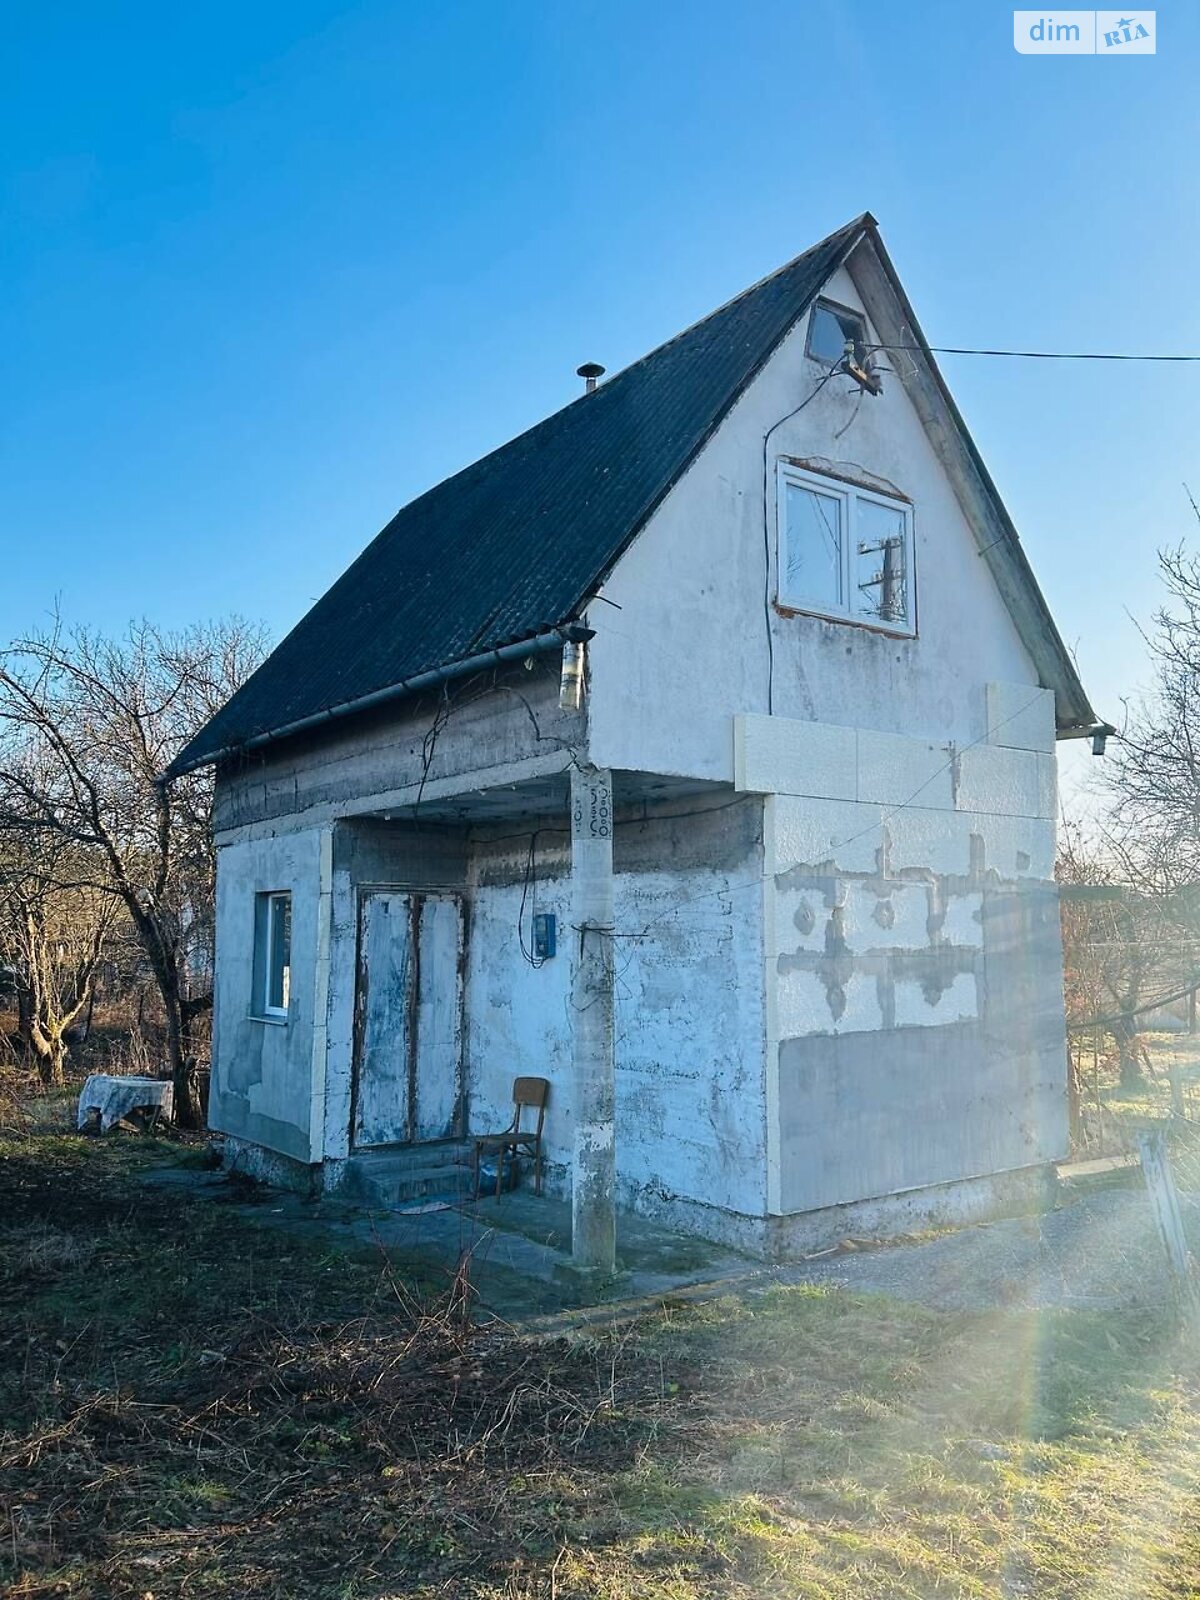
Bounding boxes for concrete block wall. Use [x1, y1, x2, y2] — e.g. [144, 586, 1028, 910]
[741, 689, 1068, 1217]
[213, 660, 579, 836]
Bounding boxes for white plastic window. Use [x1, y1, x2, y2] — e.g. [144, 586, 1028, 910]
[777, 463, 914, 634]
[254, 891, 292, 1017]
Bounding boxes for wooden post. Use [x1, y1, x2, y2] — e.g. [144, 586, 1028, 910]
[1169, 1059, 1186, 1119]
[1093, 1024, 1102, 1145]
[1138, 1127, 1200, 1319]
[1067, 1039, 1082, 1148]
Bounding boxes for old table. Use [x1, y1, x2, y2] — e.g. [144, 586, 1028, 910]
[77, 1074, 175, 1133]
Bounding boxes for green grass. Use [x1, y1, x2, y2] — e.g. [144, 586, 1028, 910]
[1095, 1031, 1200, 1122]
[4, 1078, 1200, 1597]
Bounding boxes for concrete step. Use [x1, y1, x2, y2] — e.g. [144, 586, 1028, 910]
[348, 1139, 471, 1174]
[339, 1142, 473, 1206]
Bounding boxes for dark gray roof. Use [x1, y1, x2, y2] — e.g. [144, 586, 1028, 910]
[172, 211, 1097, 778]
[169, 216, 868, 775]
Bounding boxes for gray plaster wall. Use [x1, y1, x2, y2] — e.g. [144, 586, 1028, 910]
[211, 816, 474, 1167]
[612, 796, 768, 1218]
[777, 894, 1065, 1214]
[210, 826, 329, 1163]
[464, 831, 574, 1168]
[463, 796, 768, 1220]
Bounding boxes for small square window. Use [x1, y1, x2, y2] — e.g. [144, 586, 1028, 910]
[777, 463, 914, 635]
[806, 299, 869, 369]
[253, 891, 291, 1018]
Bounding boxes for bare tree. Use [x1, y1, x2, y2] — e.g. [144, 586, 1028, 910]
[1106, 537, 1200, 894]
[1090, 529, 1200, 1084]
[1060, 812, 1200, 1093]
[0, 832, 114, 1085]
[0, 616, 267, 1125]
[1061, 828, 1154, 1091]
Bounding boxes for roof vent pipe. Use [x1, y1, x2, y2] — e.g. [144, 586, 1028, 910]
[576, 362, 605, 394]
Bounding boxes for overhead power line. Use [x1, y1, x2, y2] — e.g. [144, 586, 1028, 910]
[871, 344, 1200, 363]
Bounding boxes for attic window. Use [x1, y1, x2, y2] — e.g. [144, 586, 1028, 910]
[777, 462, 914, 635]
[806, 299, 869, 369]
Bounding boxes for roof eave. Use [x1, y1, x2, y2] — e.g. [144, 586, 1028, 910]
[163, 622, 593, 782]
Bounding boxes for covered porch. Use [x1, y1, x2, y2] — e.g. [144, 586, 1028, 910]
[318, 764, 756, 1271]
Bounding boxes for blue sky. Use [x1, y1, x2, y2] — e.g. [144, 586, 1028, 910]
[3, 2, 1196, 801]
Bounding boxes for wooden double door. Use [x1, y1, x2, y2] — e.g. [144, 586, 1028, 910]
[352, 889, 465, 1147]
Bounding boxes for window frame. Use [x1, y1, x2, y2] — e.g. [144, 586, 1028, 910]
[253, 889, 292, 1022]
[775, 460, 916, 638]
[805, 296, 869, 370]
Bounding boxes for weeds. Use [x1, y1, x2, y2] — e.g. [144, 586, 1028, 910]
[3, 1081, 1200, 1597]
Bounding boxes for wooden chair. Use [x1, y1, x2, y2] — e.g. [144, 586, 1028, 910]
[472, 1077, 550, 1200]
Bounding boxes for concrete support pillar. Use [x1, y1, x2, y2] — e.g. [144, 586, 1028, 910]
[570, 764, 617, 1273]
[308, 825, 334, 1164]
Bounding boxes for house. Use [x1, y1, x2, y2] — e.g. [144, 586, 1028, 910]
[171, 214, 1097, 1265]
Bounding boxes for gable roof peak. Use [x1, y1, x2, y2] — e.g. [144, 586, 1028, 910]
[168, 210, 1093, 778]
[170, 214, 869, 776]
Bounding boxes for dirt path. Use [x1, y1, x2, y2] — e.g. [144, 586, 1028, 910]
[791, 1181, 1172, 1312]
[149, 1157, 1177, 1331]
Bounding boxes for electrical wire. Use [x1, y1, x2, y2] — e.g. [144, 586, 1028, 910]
[517, 830, 547, 968]
[867, 343, 1200, 363]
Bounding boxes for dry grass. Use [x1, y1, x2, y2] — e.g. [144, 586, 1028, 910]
[1086, 1030, 1200, 1130]
[4, 1079, 1200, 1597]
